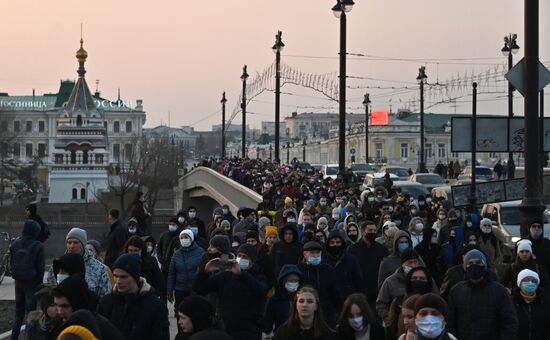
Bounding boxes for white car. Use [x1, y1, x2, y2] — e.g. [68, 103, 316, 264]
[360, 172, 399, 191]
[320, 164, 339, 180]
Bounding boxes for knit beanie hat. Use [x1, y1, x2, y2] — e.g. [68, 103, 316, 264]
[178, 295, 213, 332]
[517, 269, 540, 288]
[463, 249, 487, 269]
[303, 240, 323, 251]
[265, 226, 278, 239]
[52, 275, 91, 311]
[237, 243, 258, 262]
[284, 197, 293, 205]
[58, 325, 98, 340]
[258, 216, 271, 229]
[414, 293, 448, 319]
[246, 230, 259, 242]
[66, 228, 87, 247]
[517, 239, 532, 254]
[35, 284, 55, 312]
[180, 229, 194, 242]
[112, 253, 141, 283]
[86, 240, 102, 255]
[480, 218, 492, 226]
[209, 235, 230, 254]
[401, 249, 420, 264]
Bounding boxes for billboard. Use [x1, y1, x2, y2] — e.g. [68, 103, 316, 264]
[451, 116, 550, 152]
[371, 111, 389, 126]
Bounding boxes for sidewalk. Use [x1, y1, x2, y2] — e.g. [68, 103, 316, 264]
[0, 277, 178, 339]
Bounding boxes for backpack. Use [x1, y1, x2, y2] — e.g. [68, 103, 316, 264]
[11, 240, 39, 281]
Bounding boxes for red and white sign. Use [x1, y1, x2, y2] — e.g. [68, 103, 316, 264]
[371, 111, 389, 126]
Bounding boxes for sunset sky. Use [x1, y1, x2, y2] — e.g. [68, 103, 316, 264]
[0, 0, 548, 130]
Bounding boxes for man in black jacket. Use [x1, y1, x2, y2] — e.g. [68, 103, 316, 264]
[448, 249, 518, 340]
[298, 240, 341, 328]
[25, 203, 50, 242]
[347, 220, 388, 307]
[156, 217, 181, 285]
[104, 209, 127, 268]
[527, 219, 550, 279]
[195, 244, 269, 340]
[97, 253, 170, 340]
[269, 223, 303, 278]
[10, 220, 45, 340]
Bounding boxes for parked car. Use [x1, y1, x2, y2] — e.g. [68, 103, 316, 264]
[310, 164, 322, 171]
[379, 166, 411, 181]
[481, 200, 550, 261]
[392, 181, 430, 199]
[409, 173, 447, 191]
[350, 163, 375, 182]
[360, 172, 399, 191]
[292, 161, 312, 170]
[457, 166, 496, 182]
[320, 164, 339, 180]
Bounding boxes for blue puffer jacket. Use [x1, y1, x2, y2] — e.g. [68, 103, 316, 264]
[167, 242, 204, 294]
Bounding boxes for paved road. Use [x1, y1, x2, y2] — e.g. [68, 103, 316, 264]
[0, 276, 178, 338]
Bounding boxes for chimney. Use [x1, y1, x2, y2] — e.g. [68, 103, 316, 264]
[136, 99, 143, 111]
[292, 112, 297, 118]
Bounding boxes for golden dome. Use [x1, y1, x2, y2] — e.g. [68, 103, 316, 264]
[76, 38, 88, 63]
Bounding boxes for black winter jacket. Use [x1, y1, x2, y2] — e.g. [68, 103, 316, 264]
[194, 265, 269, 340]
[512, 288, 550, 340]
[97, 278, 169, 340]
[263, 265, 302, 334]
[270, 224, 303, 276]
[448, 276, 518, 340]
[104, 219, 127, 268]
[347, 239, 388, 304]
[10, 221, 45, 287]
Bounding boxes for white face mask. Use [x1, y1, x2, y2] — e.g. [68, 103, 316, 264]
[348, 316, 364, 331]
[482, 226, 492, 234]
[188, 211, 196, 219]
[57, 273, 68, 285]
[415, 223, 424, 232]
[178, 217, 185, 224]
[128, 227, 137, 234]
[416, 315, 445, 338]
[180, 238, 191, 248]
[237, 257, 250, 270]
[287, 218, 296, 223]
[169, 224, 178, 232]
[146, 245, 153, 253]
[285, 281, 299, 293]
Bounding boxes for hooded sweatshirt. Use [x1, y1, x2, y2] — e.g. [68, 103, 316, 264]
[10, 220, 45, 286]
[269, 223, 303, 277]
[378, 230, 412, 289]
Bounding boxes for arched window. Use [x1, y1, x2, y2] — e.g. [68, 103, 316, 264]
[82, 150, 89, 164]
[76, 115, 82, 127]
[80, 188, 86, 200]
[72, 188, 77, 200]
[114, 121, 120, 133]
[70, 151, 76, 164]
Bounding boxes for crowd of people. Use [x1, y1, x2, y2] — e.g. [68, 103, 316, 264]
[7, 157, 550, 340]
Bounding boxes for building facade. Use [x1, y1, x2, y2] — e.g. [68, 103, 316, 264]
[0, 41, 146, 202]
[284, 111, 366, 140]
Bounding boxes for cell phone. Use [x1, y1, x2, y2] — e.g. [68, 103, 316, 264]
[218, 254, 229, 270]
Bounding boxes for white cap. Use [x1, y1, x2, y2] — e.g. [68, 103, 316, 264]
[180, 229, 194, 242]
[517, 239, 532, 254]
[517, 269, 539, 288]
[480, 218, 492, 226]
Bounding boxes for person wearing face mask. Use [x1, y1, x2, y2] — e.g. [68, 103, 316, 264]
[270, 222, 303, 281]
[512, 269, 550, 339]
[157, 218, 182, 290]
[438, 209, 464, 248]
[167, 230, 204, 326]
[123, 236, 165, 300]
[431, 208, 448, 235]
[104, 209, 128, 269]
[448, 249, 518, 340]
[477, 218, 504, 273]
[414, 293, 457, 340]
[129, 191, 151, 235]
[415, 227, 447, 287]
[336, 293, 385, 340]
[360, 192, 379, 222]
[526, 219, 550, 279]
[196, 243, 269, 340]
[344, 222, 361, 245]
[377, 250, 438, 322]
[499, 239, 549, 292]
[219, 204, 236, 225]
[232, 208, 257, 236]
[53, 253, 86, 285]
[347, 221, 389, 308]
[298, 241, 341, 328]
[126, 217, 145, 237]
[188, 206, 207, 237]
[397, 294, 421, 340]
[378, 230, 415, 289]
[316, 216, 330, 237]
[325, 231, 365, 304]
[330, 207, 343, 230]
[263, 265, 304, 336]
[386, 267, 436, 339]
[408, 217, 425, 248]
[317, 196, 333, 217]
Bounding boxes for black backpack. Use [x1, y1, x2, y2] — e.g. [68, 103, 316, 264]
[10, 240, 39, 281]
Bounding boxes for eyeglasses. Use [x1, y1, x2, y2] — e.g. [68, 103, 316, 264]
[531, 224, 543, 229]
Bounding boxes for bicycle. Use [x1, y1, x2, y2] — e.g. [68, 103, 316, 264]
[0, 231, 14, 284]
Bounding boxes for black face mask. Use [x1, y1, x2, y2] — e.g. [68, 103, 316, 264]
[408, 280, 431, 295]
[465, 264, 486, 282]
[365, 233, 376, 242]
[327, 244, 345, 257]
[208, 252, 221, 260]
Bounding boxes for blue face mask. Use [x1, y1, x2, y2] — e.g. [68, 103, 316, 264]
[307, 256, 321, 266]
[398, 242, 409, 252]
[191, 227, 198, 236]
[128, 227, 137, 235]
[521, 282, 538, 295]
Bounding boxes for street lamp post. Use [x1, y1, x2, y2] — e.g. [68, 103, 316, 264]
[332, 0, 354, 173]
[416, 66, 427, 173]
[221, 92, 227, 159]
[470, 83, 478, 212]
[302, 138, 307, 162]
[273, 31, 285, 164]
[286, 141, 290, 164]
[241, 65, 249, 158]
[501, 33, 520, 178]
[269, 144, 273, 160]
[363, 93, 371, 163]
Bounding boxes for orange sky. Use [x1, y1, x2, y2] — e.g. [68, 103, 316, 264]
[0, 0, 548, 130]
